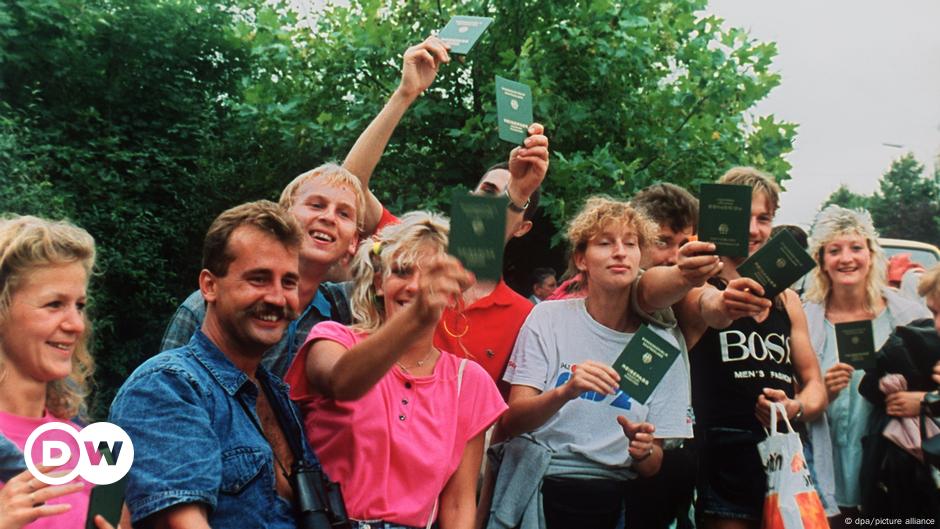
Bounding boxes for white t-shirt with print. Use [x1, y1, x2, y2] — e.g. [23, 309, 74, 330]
[504, 298, 693, 475]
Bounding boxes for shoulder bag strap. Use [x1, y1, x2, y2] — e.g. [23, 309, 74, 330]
[425, 358, 470, 529]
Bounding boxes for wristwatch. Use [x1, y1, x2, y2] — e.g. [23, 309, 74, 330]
[505, 186, 530, 213]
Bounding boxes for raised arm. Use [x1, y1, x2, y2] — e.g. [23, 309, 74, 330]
[504, 123, 549, 242]
[636, 241, 721, 312]
[305, 256, 473, 400]
[343, 37, 451, 235]
[150, 504, 211, 529]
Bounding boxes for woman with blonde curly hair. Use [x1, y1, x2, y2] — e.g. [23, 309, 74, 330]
[498, 196, 694, 528]
[284, 211, 506, 529]
[0, 214, 112, 529]
[802, 205, 929, 524]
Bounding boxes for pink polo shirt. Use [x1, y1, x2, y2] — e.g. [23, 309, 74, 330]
[285, 321, 506, 527]
[0, 410, 91, 529]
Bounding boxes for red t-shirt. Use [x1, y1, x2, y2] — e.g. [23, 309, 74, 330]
[374, 208, 399, 234]
[434, 281, 534, 396]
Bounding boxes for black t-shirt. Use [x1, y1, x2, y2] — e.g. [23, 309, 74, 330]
[690, 287, 796, 433]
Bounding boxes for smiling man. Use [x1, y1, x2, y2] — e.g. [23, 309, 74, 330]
[111, 201, 324, 528]
[159, 165, 365, 377]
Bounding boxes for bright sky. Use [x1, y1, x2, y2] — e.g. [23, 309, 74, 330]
[708, 0, 940, 227]
[293, 1, 940, 228]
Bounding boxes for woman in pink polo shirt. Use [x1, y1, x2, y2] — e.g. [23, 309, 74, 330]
[0, 215, 113, 529]
[286, 211, 507, 529]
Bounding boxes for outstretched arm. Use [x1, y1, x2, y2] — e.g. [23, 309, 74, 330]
[343, 37, 451, 235]
[636, 241, 721, 312]
[305, 256, 473, 400]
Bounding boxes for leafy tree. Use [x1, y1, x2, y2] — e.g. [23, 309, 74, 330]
[868, 154, 940, 244]
[239, 0, 798, 236]
[818, 154, 940, 245]
[0, 0, 264, 416]
[822, 184, 870, 211]
[1, 0, 797, 412]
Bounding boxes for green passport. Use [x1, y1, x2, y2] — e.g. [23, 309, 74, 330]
[698, 183, 752, 257]
[612, 325, 681, 405]
[495, 76, 533, 145]
[448, 192, 507, 281]
[736, 229, 816, 299]
[438, 15, 493, 55]
[835, 320, 876, 370]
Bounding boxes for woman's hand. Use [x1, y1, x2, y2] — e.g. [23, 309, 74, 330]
[413, 255, 474, 326]
[885, 391, 927, 418]
[676, 241, 722, 288]
[824, 363, 854, 402]
[933, 360, 940, 386]
[617, 416, 656, 461]
[397, 36, 450, 100]
[0, 467, 84, 529]
[560, 361, 620, 401]
[617, 417, 662, 477]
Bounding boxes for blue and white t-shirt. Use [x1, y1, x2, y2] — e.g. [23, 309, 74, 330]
[504, 298, 693, 478]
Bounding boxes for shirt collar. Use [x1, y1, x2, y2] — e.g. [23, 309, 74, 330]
[190, 330, 280, 397]
[469, 279, 517, 309]
[309, 288, 332, 319]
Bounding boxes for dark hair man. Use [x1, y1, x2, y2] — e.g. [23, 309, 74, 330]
[529, 267, 557, 304]
[112, 201, 326, 528]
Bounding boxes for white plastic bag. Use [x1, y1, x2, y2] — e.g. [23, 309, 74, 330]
[756, 402, 829, 529]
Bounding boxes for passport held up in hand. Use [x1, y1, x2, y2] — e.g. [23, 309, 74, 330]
[495, 76, 533, 145]
[448, 192, 507, 281]
[612, 325, 681, 405]
[835, 320, 876, 370]
[736, 229, 816, 299]
[438, 16, 493, 55]
[697, 183, 752, 258]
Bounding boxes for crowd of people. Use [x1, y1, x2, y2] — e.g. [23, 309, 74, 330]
[2, 36, 940, 529]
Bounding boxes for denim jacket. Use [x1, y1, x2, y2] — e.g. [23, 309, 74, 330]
[110, 331, 320, 527]
[0, 434, 25, 482]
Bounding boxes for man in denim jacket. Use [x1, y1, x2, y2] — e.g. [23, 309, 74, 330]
[111, 201, 319, 528]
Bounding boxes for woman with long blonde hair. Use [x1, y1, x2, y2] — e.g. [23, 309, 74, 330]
[0, 215, 112, 529]
[285, 211, 506, 529]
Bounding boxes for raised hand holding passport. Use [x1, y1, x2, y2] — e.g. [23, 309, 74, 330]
[720, 276, 772, 320]
[676, 240, 722, 287]
[507, 122, 549, 202]
[397, 36, 451, 100]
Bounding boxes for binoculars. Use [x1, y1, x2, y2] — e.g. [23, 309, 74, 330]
[292, 461, 351, 529]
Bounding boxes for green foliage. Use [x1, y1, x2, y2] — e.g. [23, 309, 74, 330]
[1, 0, 263, 417]
[819, 154, 940, 245]
[869, 154, 940, 244]
[822, 184, 870, 211]
[1, 0, 797, 414]
[239, 0, 797, 235]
